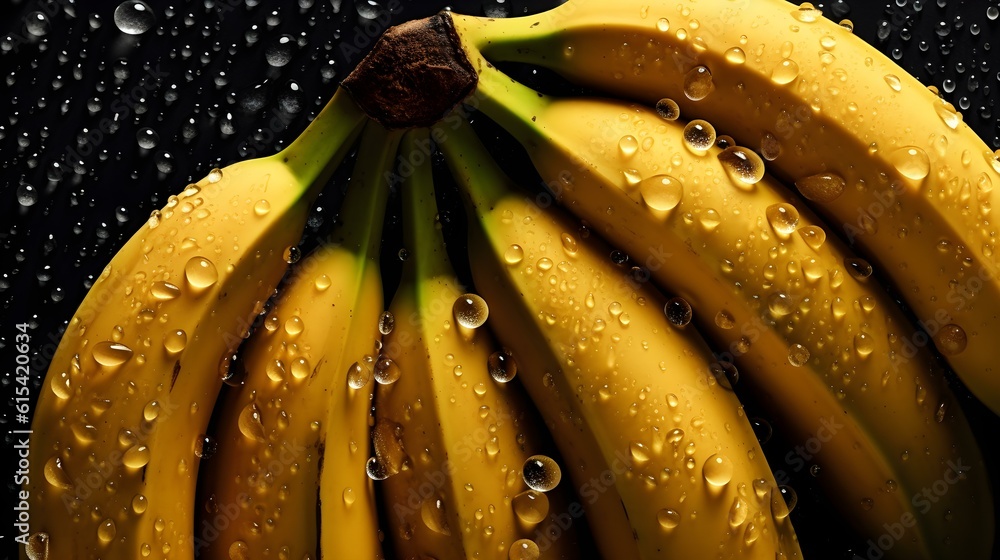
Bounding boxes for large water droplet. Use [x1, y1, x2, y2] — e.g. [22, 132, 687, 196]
[163, 329, 187, 354]
[509, 539, 541, 560]
[44, 457, 73, 489]
[683, 66, 715, 101]
[788, 344, 810, 367]
[421, 496, 452, 535]
[796, 173, 846, 203]
[512, 490, 549, 523]
[265, 35, 295, 67]
[378, 311, 395, 335]
[664, 297, 693, 327]
[889, 146, 930, 180]
[771, 59, 800, 84]
[703, 453, 734, 486]
[454, 294, 489, 328]
[114, 1, 155, 35]
[640, 175, 683, 211]
[718, 146, 765, 186]
[935, 324, 968, 355]
[656, 508, 681, 530]
[729, 496, 749, 527]
[151, 281, 181, 300]
[765, 203, 800, 239]
[655, 98, 680, 120]
[523, 455, 561, 492]
[93, 341, 134, 367]
[347, 361, 372, 389]
[238, 403, 265, 442]
[373, 355, 401, 385]
[97, 518, 116, 543]
[488, 349, 518, 383]
[123, 444, 151, 468]
[683, 120, 716, 153]
[184, 257, 218, 289]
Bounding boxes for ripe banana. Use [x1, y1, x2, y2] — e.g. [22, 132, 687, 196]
[24, 88, 365, 559]
[439, 117, 803, 560]
[448, 51, 993, 559]
[374, 130, 582, 559]
[194, 122, 399, 559]
[449, 0, 1000, 414]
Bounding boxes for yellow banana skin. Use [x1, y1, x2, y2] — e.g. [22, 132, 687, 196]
[23, 89, 365, 559]
[195, 122, 397, 559]
[454, 52, 993, 559]
[439, 118, 802, 560]
[450, 0, 1000, 414]
[375, 131, 582, 559]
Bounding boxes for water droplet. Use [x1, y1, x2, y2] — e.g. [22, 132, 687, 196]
[619, 135, 639, 158]
[796, 173, 846, 203]
[195, 435, 217, 459]
[283, 246, 302, 264]
[132, 494, 148, 514]
[765, 203, 800, 239]
[718, 146, 765, 186]
[861, 497, 874, 511]
[151, 281, 181, 300]
[44, 456, 73, 489]
[238, 403, 265, 442]
[374, 355, 401, 385]
[509, 538, 541, 560]
[771, 59, 800, 85]
[935, 324, 968, 355]
[884, 74, 902, 92]
[854, 332, 875, 357]
[725, 47, 746, 64]
[420, 496, 452, 535]
[760, 132, 782, 161]
[656, 508, 681, 530]
[889, 146, 930, 180]
[640, 175, 683, 211]
[163, 329, 187, 354]
[136, 128, 159, 149]
[265, 35, 295, 67]
[767, 292, 795, 317]
[379, 311, 395, 335]
[792, 3, 822, 22]
[93, 341, 134, 367]
[845, 258, 873, 280]
[454, 294, 489, 328]
[207, 168, 224, 183]
[683, 120, 716, 153]
[229, 541, 249, 560]
[788, 344, 810, 367]
[97, 518, 116, 543]
[123, 444, 151, 468]
[655, 98, 680, 120]
[347, 361, 372, 389]
[504, 244, 525, 264]
[114, 1, 155, 35]
[512, 490, 549, 523]
[366, 456, 391, 480]
[253, 200, 271, 216]
[143, 400, 161, 422]
[523, 455, 561, 492]
[25, 11, 51, 36]
[184, 257, 218, 289]
[715, 310, 736, 329]
[798, 226, 827, 250]
[729, 496, 749, 527]
[488, 349, 518, 383]
[656, 17, 670, 32]
[664, 297, 693, 327]
[16, 183, 39, 207]
[683, 66, 715, 101]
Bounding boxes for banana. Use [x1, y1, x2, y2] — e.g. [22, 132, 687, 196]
[444, 48, 994, 558]
[194, 122, 399, 559]
[374, 130, 582, 559]
[449, 0, 1000, 414]
[438, 117, 803, 560]
[23, 89, 365, 559]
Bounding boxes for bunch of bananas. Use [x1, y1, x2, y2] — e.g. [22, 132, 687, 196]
[23, 1, 999, 559]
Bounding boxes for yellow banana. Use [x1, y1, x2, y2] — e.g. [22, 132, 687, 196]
[23, 88, 365, 559]
[374, 130, 583, 559]
[446, 49, 993, 559]
[438, 117, 803, 560]
[450, 0, 1000, 414]
[194, 122, 399, 559]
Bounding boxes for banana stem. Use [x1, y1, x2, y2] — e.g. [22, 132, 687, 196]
[330, 122, 403, 258]
[401, 130, 453, 282]
[435, 118, 511, 216]
[450, 8, 562, 54]
[279, 87, 367, 198]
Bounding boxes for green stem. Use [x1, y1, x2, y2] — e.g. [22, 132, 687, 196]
[450, 8, 566, 55]
[401, 130, 453, 283]
[435, 117, 512, 216]
[278, 88, 367, 200]
[330, 122, 403, 258]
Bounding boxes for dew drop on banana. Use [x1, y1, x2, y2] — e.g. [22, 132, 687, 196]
[421, 497, 452, 535]
[283, 246, 301, 264]
[771, 59, 800, 85]
[143, 400, 161, 421]
[683, 66, 715, 100]
[664, 297, 693, 327]
[715, 310, 736, 329]
[724, 46, 746, 64]
[640, 175, 683, 211]
[284, 316, 304, 335]
[655, 98, 680, 120]
[44, 456, 73, 489]
[798, 226, 826, 251]
[366, 456, 391, 481]
[238, 403, 265, 442]
[343, 487, 356, 507]
[93, 341, 134, 367]
[123, 444, 151, 468]
[699, 208, 722, 231]
[25, 532, 49, 560]
[206, 168, 223, 182]
[796, 173, 846, 203]
[454, 293, 489, 328]
[523, 455, 561, 492]
[845, 258, 873, 279]
[512, 490, 549, 523]
[374, 355, 401, 385]
[195, 435, 217, 459]
[618, 135, 639, 158]
[253, 199, 270, 216]
[290, 357, 310, 379]
[889, 146, 930, 180]
[347, 361, 371, 389]
[656, 508, 681, 530]
[229, 540, 249, 560]
[132, 494, 148, 514]
[729, 496, 749, 527]
[505, 244, 525, 264]
[718, 146, 765, 186]
[883, 74, 902, 92]
[655, 17, 669, 32]
[703, 454, 734, 486]
[760, 131, 782, 161]
[765, 203, 800, 239]
[163, 329, 187, 354]
[150, 281, 181, 300]
[50, 372, 71, 399]
[768, 292, 794, 317]
[266, 359, 286, 382]
[379, 311, 395, 335]
[682, 119, 716, 153]
[788, 344, 810, 367]
[314, 274, 331, 291]
[184, 256, 218, 289]
[97, 518, 116, 543]
[935, 324, 968, 355]
[509, 538, 541, 560]
[488, 349, 518, 383]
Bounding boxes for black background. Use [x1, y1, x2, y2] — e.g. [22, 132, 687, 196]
[1, 0, 999, 558]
